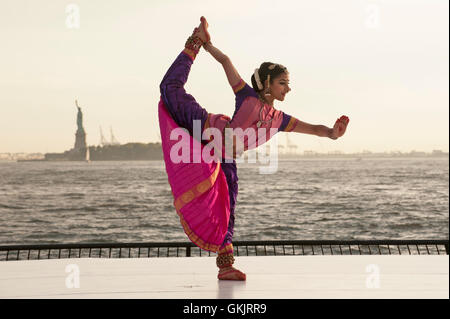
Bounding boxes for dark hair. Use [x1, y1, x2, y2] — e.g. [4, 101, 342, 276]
[250, 62, 289, 93]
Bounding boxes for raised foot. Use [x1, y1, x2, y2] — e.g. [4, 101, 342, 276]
[218, 266, 246, 281]
[195, 16, 211, 44]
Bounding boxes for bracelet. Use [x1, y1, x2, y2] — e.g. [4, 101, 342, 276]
[329, 129, 338, 140]
[185, 35, 203, 53]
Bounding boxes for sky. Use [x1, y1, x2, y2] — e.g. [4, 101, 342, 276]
[0, 0, 448, 154]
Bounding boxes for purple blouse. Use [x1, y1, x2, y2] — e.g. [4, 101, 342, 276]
[204, 79, 299, 158]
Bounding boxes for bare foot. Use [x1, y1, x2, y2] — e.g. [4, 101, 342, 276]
[195, 16, 211, 44]
[218, 266, 246, 281]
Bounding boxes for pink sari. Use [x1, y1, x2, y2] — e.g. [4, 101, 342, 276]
[158, 98, 230, 252]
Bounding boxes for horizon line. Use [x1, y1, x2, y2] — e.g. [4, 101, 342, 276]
[0, 149, 448, 155]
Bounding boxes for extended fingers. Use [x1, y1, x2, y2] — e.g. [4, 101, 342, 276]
[335, 116, 349, 127]
[339, 115, 349, 125]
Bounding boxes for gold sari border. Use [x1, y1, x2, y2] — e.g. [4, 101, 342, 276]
[173, 161, 223, 253]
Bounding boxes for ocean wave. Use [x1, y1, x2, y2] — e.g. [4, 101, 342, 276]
[390, 223, 425, 230]
[0, 203, 26, 210]
[62, 192, 85, 198]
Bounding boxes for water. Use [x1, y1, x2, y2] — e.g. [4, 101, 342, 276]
[0, 157, 448, 245]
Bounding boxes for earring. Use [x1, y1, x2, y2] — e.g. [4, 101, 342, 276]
[264, 75, 271, 96]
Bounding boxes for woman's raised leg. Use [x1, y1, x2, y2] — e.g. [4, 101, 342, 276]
[159, 17, 211, 134]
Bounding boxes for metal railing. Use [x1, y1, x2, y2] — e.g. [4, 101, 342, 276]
[0, 240, 448, 261]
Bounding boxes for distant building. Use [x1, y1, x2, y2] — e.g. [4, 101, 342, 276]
[328, 150, 344, 155]
[42, 100, 163, 161]
[409, 150, 426, 156]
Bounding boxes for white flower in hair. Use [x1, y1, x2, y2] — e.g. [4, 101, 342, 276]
[254, 68, 263, 90]
[268, 64, 287, 72]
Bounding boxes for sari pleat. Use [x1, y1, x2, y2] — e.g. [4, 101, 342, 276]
[158, 98, 230, 252]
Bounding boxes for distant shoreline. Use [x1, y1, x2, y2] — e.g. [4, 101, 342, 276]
[1, 153, 448, 163]
[1, 142, 448, 162]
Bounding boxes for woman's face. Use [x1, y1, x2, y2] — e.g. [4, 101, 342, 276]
[268, 72, 291, 102]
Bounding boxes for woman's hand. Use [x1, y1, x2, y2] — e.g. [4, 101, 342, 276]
[330, 115, 349, 139]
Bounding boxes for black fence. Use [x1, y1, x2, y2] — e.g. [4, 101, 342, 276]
[0, 240, 448, 261]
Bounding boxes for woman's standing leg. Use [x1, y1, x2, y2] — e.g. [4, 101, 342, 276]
[220, 161, 238, 247]
[216, 161, 246, 281]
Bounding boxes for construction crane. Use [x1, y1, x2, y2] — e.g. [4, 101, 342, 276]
[110, 126, 120, 145]
[286, 134, 298, 154]
[99, 126, 120, 146]
[99, 126, 109, 146]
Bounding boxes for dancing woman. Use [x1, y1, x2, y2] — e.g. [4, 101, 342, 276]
[158, 17, 349, 281]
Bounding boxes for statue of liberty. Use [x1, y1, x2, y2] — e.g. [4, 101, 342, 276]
[75, 99, 83, 131]
[73, 99, 87, 151]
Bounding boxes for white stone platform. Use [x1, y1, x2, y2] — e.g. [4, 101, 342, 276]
[0, 255, 448, 299]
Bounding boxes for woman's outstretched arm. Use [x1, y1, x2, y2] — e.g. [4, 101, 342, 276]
[204, 42, 242, 88]
[292, 120, 335, 139]
[291, 116, 349, 140]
